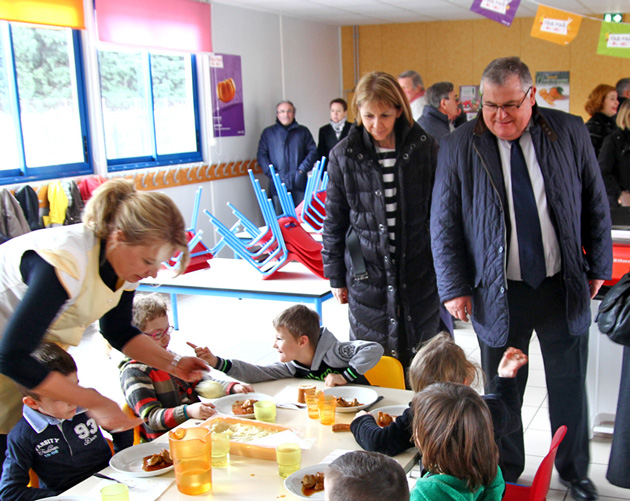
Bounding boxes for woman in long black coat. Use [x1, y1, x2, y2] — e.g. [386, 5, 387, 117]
[322, 72, 440, 369]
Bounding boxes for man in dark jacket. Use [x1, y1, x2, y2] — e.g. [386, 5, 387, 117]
[417, 81, 460, 143]
[256, 101, 317, 213]
[430, 57, 612, 500]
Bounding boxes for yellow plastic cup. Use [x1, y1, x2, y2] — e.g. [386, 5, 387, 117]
[168, 427, 212, 495]
[211, 431, 230, 467]
[100, 483, 129, 501]
[318, 394, 336, 425]
[253, 400, 276, 423]
[276, 443, 301, 478]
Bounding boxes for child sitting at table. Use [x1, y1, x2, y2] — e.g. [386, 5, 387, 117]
[410, 383, 505, 500]
[350, 332, 524, 479]
[119, 293, 252, 441]
[324, 450, 409, 501]
[189, 304, 384, 386]
[0, 342, 113, 501]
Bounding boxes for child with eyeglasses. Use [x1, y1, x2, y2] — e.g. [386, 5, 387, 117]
[119, 293, 253, 441]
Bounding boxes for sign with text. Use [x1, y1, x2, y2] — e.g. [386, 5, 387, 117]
[209, 53, 245, 137]
[470, 0, 520, 27]
[598, 22, 630, 58]
[530, 4, 581, 45]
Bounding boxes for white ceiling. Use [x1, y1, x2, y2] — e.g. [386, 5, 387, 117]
[210, 0, 630, 25]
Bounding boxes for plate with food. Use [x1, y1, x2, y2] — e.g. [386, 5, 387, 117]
[212, 393, 275, 418]
[284, 463, 327, 500]
[109, 442, 174, 477]
[322, 387, 379, 413]
[369, 404, 409, 427]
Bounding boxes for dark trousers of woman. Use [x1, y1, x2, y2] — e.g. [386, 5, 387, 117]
[607, 345, 630, 487]
[478, 275, 590, 484]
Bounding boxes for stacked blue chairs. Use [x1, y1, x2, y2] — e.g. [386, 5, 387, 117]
[298, 157, 328, 233]
[268, 165, 297, 218]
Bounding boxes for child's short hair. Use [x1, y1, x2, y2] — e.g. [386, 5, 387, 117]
[19, 342, 77, 399]
[412, 382, 498, 490]
[272, 305, 320, 345]
[325, 450, 409, 501]
[132, 293, 168, 332]
[407, 332, 481, 392]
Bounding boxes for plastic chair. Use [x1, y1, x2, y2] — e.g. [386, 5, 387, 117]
[364, 356, 406, 389]
[502, 425, 567, 501]
[122, 403, 143, 445]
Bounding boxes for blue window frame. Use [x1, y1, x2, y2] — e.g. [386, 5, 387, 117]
[97, 49, 202, 172]
[0, 22, 92, 185]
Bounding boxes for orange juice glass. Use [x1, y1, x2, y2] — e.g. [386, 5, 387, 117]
[318, 394, 336, 425]
[168, 427, 212, 495]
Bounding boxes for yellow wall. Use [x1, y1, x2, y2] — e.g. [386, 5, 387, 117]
[341, 15, 630, 122]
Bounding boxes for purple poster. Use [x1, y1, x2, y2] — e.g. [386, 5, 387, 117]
[209, 53, 245, 137]
[470, 0, 520, 27]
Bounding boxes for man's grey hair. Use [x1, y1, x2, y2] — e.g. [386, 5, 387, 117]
[276, 100, 295, 113]
[398, 70, 424, 90]
[426, 81, 454, 109]
[616, 78, 630, 97]
[480, 57, 532, 94]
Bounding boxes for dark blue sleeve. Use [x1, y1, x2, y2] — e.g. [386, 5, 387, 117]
[0, 252, 68, 388]
[484, 376, 521, 442]
[350, 408, 414, 457]
[98, 290, 142, 352]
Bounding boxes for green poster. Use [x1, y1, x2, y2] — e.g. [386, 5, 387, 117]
[597, 21, 630, 58]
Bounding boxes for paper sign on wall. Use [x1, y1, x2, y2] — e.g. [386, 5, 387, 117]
[470, 0, 520, 27]
[530, 5, 581, 45]
[597, 22, 630, 58]
[535, 71, 570, 113]
[209, 53, 245, 137]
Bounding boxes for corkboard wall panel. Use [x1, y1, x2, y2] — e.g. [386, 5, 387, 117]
[343, 15, 630, 122]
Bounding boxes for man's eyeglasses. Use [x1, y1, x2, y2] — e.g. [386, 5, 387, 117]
[144, 325, 174, 340]
[482, 86, 532, 113]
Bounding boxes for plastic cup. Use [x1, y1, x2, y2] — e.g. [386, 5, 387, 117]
[100, 483, 129, 501]
[253, 400, 276, 423]
[168, 427, 212, 495]
[211, 431, 230, 467]
[305, 393, 319, 420]
[276, 443, 301, 478]
[318, 394, 336, 425]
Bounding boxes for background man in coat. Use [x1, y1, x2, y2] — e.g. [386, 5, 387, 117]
[398, 70, 426, 121]
[257, 100, 317, 213]
[417, 81, 461, 143]
[430, 57, 612, 501]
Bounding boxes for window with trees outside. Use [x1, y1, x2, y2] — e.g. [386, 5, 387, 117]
[98, 48, 202, 171]
[0, 22, 91, 183]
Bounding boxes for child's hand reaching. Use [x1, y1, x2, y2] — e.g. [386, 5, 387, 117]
[498, 347, 528, 378]
[185, 402, 217, 420]
[232, 383, 255, 394]
[186, 341, 218, 368]
[324, 373, 348, 387]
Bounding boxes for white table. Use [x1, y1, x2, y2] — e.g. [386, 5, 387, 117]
[63, 379, 416, 500]
[138, 259, 334, 329]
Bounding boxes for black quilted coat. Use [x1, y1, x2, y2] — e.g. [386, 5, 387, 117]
[322, 117, 440, 367]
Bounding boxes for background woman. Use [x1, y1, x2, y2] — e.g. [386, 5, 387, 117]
[599, 99, 630, 207]
[0, 179, 207, 462]
[317, 98, 352, 162]
[322, 71, 440, 370]
[585, 83, 618, 157]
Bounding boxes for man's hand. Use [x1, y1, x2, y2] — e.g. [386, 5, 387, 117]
[589, 279, 604, 299]
[332, 287, 348, 304]
[324, 373, 347, 387]
[444, 296, 472, 322]
[186, 402, 217, 420]
[187, 341, 218, 368]
[497, 347, 528, 378]
[173, 356, 208, 382]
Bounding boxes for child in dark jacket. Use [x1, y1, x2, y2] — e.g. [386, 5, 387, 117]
[189, 304, 383, 387]
[0, 342, 112, 500]
[350, 332, 525, 478]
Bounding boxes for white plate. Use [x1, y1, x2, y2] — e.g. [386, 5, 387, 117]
[369, 404, 409, 424]
[323, 386, 379, 413]
[212, 393, 275, 418]
[109, 442, 174, 477]
[284, 463, 327, 500]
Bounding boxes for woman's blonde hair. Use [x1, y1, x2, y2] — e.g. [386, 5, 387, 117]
[585, 84, 616, 116]
[617, 99, 630, 130]
[83, 179, 189, 274]
[412, 383, 499, 490]
[351, 71, 414, 127]
[407, 332, 481, 392]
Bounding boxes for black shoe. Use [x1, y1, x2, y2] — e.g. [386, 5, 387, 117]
[560, 478, 598, 501]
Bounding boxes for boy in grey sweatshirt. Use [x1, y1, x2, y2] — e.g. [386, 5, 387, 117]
[188, 305, 383, 386]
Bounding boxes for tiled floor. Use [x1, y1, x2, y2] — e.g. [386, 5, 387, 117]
[70, 289, 630, 500]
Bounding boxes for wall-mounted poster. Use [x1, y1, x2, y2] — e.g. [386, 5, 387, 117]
[460, 85, 481, 121]
[535, 71, 570, 112]
[209, 53, 245, 137]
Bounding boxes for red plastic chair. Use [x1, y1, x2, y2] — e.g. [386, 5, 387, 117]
[502, 425, 567, 501]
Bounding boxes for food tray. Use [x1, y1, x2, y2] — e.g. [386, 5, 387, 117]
[201, 415, 295, 461]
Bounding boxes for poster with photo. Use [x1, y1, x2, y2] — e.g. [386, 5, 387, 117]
[209, 53, 245, 137]
[535, 71, 570, 112]
[460, 85, 481, 121]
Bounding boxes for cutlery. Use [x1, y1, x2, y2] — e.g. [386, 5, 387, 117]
[93, 472, 135, 488]
[363, 395, 384, 412]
